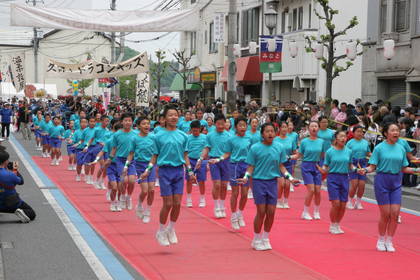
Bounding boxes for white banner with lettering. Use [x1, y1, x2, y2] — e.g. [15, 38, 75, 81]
[9, 53, 26, 92]
[46, 52, 149, 79]
[136, 73, 150, 107]
[213, 13, 225, 43]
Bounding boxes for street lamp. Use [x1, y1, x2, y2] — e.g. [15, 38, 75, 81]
[264, 6, 278, 106]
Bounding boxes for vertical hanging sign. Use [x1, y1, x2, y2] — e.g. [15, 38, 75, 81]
[213, 13, 225, 43]
[136, 73, 150, 107]
[9, 53, 26, 92]
[259, 35, 283, 73]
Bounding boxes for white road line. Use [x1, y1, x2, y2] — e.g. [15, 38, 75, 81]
[8, 138, 113, 280]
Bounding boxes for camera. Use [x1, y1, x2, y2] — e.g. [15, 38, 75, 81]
[7, 162, 14, 171]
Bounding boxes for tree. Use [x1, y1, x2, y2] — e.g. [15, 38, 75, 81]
[169, 50, 193, 107]
[119, 75, 136, 100]
[305, 0, 362, 101]
[150, 50, 171, 111]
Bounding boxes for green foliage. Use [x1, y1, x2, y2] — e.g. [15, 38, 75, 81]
[67, 79, 93, 95]
[119, 75, 136, 100]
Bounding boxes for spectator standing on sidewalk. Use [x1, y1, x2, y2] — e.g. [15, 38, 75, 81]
[0, 103, 13, 140]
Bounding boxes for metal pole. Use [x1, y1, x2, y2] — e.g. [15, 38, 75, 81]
[227, 0, 237, 113]
[32, 0, 39, 83]
[110, 0, 116, 98]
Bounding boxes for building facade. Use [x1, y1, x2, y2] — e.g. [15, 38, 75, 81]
[180, 0, 368, 106]
[362, 0, 420, 107]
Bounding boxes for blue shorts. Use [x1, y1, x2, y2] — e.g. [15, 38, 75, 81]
[327, 173, 350, 202]
[83, 144, 103, 164]
[41, 135, 49, 145]
[349, 158, 368, 181]
[252, 179, 278, 205]
[229, 161, 249, 187]
[186, 158, 207, 183]
[67, 145, 76, 155]
[115, 157, 136, 176]
[76, 149, 85, 166]
[280, 160, 293, 178]
[107, 162, 120, 183]
[135, 161, 156, 183]
[158, 165, 184, 196]
[35, 129, 42, 138]
[209, 158, 230, 181]
[301, 161, 322, 185]
[49, 138, 62, 148]
[374, 173, 402, 205]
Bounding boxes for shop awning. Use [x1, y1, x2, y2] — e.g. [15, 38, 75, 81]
[169, 72, 201, 91]
[220, 56, 263, 83]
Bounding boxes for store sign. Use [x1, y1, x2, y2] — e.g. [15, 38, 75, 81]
[9, 53, 26, 92]
[259, 35, 283, 73]
[201, 73, 216, 83]
[213, 13, 225, 43]
[136, 73, 150, 107]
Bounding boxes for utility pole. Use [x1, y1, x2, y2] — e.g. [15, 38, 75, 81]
[28, 0, 40, 83]
[110, 0, 117, 97]
[226, 0, 237, 113]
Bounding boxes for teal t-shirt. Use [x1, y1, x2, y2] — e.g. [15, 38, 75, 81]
[287, 131, 299, 147]
[74, 119, 81, 130]
[111, 129, 137, 158]
[246, 130, 262, 145]
[206, 130, 230, 157]
[317, 128, 335, 151]
[132, 133, 157, 162]
[324, 147, 352, 174]
[154, 128, 188, 167]
[186, 134, 207, 159]
[48, 125, 65, 138]
[225, 134, 251, 163]
[346, 138, 370, 159]
[369, 141, 409, 174]
[246, 141, 287, 180]
[39, 120, 52, 133]
[178, 121, 192, 133]
[33, 115, 43, 127]
[102, 133, 114, 154]
[70, 114, 80, 122]
[199, 119, 209, 129]
[208, 126, 216, 134]
[72, 129, 85, 149]
[64, 129, 75, 145]
[93, 126, 110, 145]
[299, 138, 326, 162]
[274, 136, 297, 156]
[81, 127, 96, 147]
[154, 126, 164, 134]
[397, 138, 413, 153]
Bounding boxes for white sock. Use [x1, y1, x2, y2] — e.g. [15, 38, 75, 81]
[284, 198, 288, 203]
[220, 200, 225, 209]
[314, 205, 320, 212]
[379, 235, 385, 242]
[159, 223, 166, 231]
[126, 194, 131, 200]
[187, 193, 192, 199]
[145, 204, 151, 211]
[231, 212, 237, 218]
[168, 221, 175, 230]
[386, 236, 392, 243]
[214, 200, 219, 208]
[262, 231, 269, 239]
[254, 232, 261, 240]
[303, 205, 309, 213]
[200, 194, 205, 200]
[238, 210, 242, 216]
[356, 197, 361, 203]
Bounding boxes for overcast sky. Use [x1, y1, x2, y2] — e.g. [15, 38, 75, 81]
[0, 0, 181, 60]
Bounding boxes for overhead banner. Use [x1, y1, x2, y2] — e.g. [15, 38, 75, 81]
[259, 35, 283, 73]
[9, 53, 26, 92]
[213, 13, 225, 43]
[136, 73, 150, 107]
[46, 52, 149, 79]
[10, 3, 199, 32]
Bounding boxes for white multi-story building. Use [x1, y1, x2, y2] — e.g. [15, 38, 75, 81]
[179, 0, 368, 105]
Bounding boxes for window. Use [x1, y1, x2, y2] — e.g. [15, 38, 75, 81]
[308, 4, 312, 28]
[236, 13, 240, 44]
[281, 11, 286, 33]
[394, 0, 410, 32]
[417, 0, 420, 34]
[204, 30, 207, 45]
[380, 0, 387, 33]
[191, 0, 196, 3]
[209, 22, 217, 53]
[292, 8, 298, 31]
[241, 7, 260, 47]
[298, 7, 303, 30]
[190, 32, 196, 56]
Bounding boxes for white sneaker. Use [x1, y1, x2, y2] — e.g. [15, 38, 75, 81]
[156, 230, 170, 246]
[313, 211, 321, 220]
[167, 228, 178, 244]
[329, 224, 339, 234]
[199, 197, 206, 208]
[346, 201, 354, 209]
[290, 185, 295, 192]
[126, 196, 133, 210]
[252, 239, 265, 251]
[55, 161, 59, 166]
[377, 239, 387, 252]
[106, 190, 111, 201]
[110, 201, 118, 212]
[276, 200, 284, 209]
[50, 160, 55, 166]
[397, 215, 402, 224]
[301, 212, 313, 220]
[116, 203, 122, 212]
[336, 225, 344, 234]
[231, 216, 240, 230]
[385, 241, 396, 252]
[186, 197, 193, 208]
[76, 175, 81, 182]
[247, 190, 253, 199]
[220, 208, 227, 218]
[59, 156, 63, 162]
[72, 165, 77, 171]
[238, 214, 246, 227]
[415, 185, 420, 190]
[355, 201, 364, 210]
[214, 207, 220, 218]
[100, 181, 107, 190]
[67, 166, 73, 171]
[94, 181, 101, 190]
[142, 209, 151, 223]
[262, 238, 272, 250]
[283, 201, 290, 209]
[136, 204, 144, 219]
[119, 196, 126, 209]
[227, 184, 232, 191]
[15, 209, 30, 223]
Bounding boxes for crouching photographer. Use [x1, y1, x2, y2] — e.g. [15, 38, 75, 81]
[0, 148, 36, 223]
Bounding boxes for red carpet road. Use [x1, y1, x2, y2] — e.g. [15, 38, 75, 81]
[34, 156, 420, 280]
